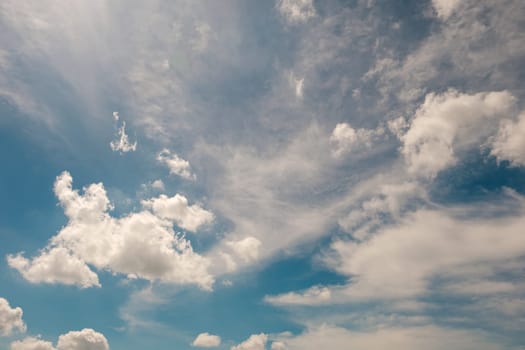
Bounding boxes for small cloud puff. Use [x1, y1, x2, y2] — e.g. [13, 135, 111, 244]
[192, 333, 221, 348]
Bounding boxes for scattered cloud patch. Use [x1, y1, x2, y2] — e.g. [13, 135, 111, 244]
[0, 297, 26, 336]
[277, 0, 316, 24]
[11, 329, 109, 350]
[192, 332, 221, 348]
[330, 123, 384, 157]
[231, 333, 267, 350]
[490, 111, 525, 166]
[110, 121, 137, 153]
[432, 0, 462, 19]
[226, 237, 262, 263]
[157, 149, 196, 180]
[265, 286, 331, 306]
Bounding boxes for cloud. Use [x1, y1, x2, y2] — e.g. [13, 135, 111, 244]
[10, 337, 55, 350]
[157, 149, 196, 180]
[56, 329, 109, 350]
[231, 333, 267, 350]
[11, 329, 109, 350]
[110, 121, 137, 153]
[265, 286, 331, 306]
[226, 237, 262, 263]
[275, 324, 505, 350]
[192, 332, 221, 347]
[142, 194, 214, 232]
[270, 341, 287, 350]
[432, 0, 462, 19]
[330, 123, 384, 157]
[288, 72, 304, 99]
[490, 111, 525, 166]
[0, 297, 26, 336]
[7, 171, 214, 290]
[400, 90, 516, 178]
[326, 205, 525, 300]
[277, 0, 316, 24]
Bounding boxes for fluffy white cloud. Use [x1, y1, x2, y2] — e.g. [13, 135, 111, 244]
[491, 111, 525, 166]
[192, 333, 221, 347]
[7, 247, 100, 288]
[10, 337, 55, 350]
[7, 171, 214, 290]
[401, 90, 516, 178]
[330, 123, 383, 157]
[56, 329, 109, 350]
[0, 297, 26, 336]
[157, 149, 196, 180]
[110, 121, 137, 153]
[277, 0, 316, 24]
[11, 329, 109, 350]
[276, 324, 504, 350]
[432, 0, 462, 19]
[142, 194, 214, 232]
[231, 334, 267, 350]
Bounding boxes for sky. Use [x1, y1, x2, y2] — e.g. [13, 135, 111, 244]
[1, 0, 525, 349]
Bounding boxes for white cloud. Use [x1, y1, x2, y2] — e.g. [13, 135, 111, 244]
[277, 0, 316, 24]
[231, 334, 267, 350]
[157, 149, 196, 180]
[490, 111, 525, 166]
[11, 329, 109, 350]
[265, 286, 331, 306]
[7, 171, 214, 290]
[112, 111, 119, 121]
[10, 337, 55, 350]
[192, 333, 221, 348]
[276, 324, 505, 350]
[270, 341, 287, 350]
[110, 121, 137, 153]
[432, 0, 462, 19]
[326, 205, 525, 300]
[401, 90, 516, 178]
[288, 72, 304, 99]
[330, 123, 384, 157]
[151, 179, 165, 190]
[7, 247, 101, 288]
[142, 194, 214, 232]
[0, 297, 26, 336]
[56, 329, 109, 350]
[226, 237, 262, 263]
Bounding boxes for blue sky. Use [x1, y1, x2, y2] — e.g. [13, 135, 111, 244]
[1, 0, 525, 349]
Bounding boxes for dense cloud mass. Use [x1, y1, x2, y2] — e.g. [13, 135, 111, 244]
[1, 0, 525, 349]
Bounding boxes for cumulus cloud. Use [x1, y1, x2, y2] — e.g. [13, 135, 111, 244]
[401, 90, 516, 178]
[7, 171, 214, 290]
[56, 329, 109, 350]
[0, 297, 26, 336]
[490, 111, 525, 166]
[157, 149, 196, 180]
[330, 123, 384, 157]
[10, 337, 55, 350]
[192, 332, 221, 347]
[110, 121, 137, 153]
[12, 329, 109, 350]
[277, 0, 316, 24]
[231, 333, 267, 350]
[142, 194, 214, 232]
